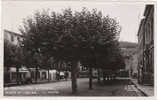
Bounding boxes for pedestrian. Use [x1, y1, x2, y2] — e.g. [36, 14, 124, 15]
[64, 71, 69, 81]
[56, 71, 60, 81]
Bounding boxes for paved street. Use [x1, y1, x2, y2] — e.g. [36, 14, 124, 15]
[4, 78, 145, 96]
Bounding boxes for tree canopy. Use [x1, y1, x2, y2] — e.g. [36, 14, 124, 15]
[20, 8, 121, 65]
[4, 39, 24, 69]
[20, 8, 124, 93]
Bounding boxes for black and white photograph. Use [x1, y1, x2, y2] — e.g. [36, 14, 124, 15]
[2, 1, 154, 97]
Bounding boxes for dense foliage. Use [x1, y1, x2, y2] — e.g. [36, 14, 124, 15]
[20, 8, 124, 93]
[4, 40, 23, 69]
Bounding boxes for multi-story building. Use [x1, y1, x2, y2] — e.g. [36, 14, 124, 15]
[4, 29, 26, 84]
[119, 41, 138, 77]
[137, 5, 154, 85]
[4, 30, 68, 85]
[4, 29, 24, 46]
[137, 19, 145, 84]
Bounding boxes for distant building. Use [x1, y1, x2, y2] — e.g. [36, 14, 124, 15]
[4, 29, 24, 46]
[4, 29, 25, 84]
[3, 29, 67, 85]
[79, 62, 98, 78]
[130, 53, 138, 78]
[137, 5, 154, 85]
[119, 41, 138, 77]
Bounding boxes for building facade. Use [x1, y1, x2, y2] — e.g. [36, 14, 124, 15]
[137, 5, 154, 85]
[4, 29, 24, 46]
[120, 42, 138, 77]
[4, 30, 25, 84]
[4, 29, 71, 86]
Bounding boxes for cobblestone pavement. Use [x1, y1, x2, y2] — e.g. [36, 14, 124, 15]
[4, 78, 145, 96]
[113, 85, 144, 96]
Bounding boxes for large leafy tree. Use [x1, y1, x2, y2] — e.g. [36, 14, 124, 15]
[80, 41, 124, 89]
[20, 8, 121, 93]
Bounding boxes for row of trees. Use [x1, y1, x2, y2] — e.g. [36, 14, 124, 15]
[4, 8, 125, 93]
[4, 39, 68, 84]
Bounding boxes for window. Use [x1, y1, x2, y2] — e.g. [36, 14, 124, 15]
[17, 37, 20, 41]
[149, 22, 151, 42]
[145, 23, 149, 44]
[11, 35, 14, 42]
[151, 17, 154, 42]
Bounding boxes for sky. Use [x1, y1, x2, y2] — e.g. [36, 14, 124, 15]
[2, 1, 146, 43]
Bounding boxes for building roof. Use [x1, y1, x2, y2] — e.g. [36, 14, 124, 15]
[4, 29, 24, 38]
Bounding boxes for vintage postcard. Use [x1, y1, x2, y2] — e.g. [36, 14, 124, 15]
[1, 0, 156, 99]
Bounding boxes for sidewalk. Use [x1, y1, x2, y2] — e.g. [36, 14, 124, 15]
[131, 78, 154, 96]
[4, 79, 69, 87]
[4, 78, 143, 96]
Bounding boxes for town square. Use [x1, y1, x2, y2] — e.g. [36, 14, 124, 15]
[3, 1, 154, 96]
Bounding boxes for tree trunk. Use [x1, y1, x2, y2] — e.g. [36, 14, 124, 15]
[97, 68, 101, 84]
[58, 70, 60, 81]
[89, 67, 93, 90]
[103, 71, 105, 82]
[58, 61, 61, 81]
[35, 66, 38, 83]
[71, 60, 79, 94]
[48, 68, 50, 82]
[16, 67, 20, 85]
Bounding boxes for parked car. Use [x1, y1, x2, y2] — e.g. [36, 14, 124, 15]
[60, 72, 65, 79]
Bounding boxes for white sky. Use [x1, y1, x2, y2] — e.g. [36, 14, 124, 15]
[2, 1, 146, 43]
